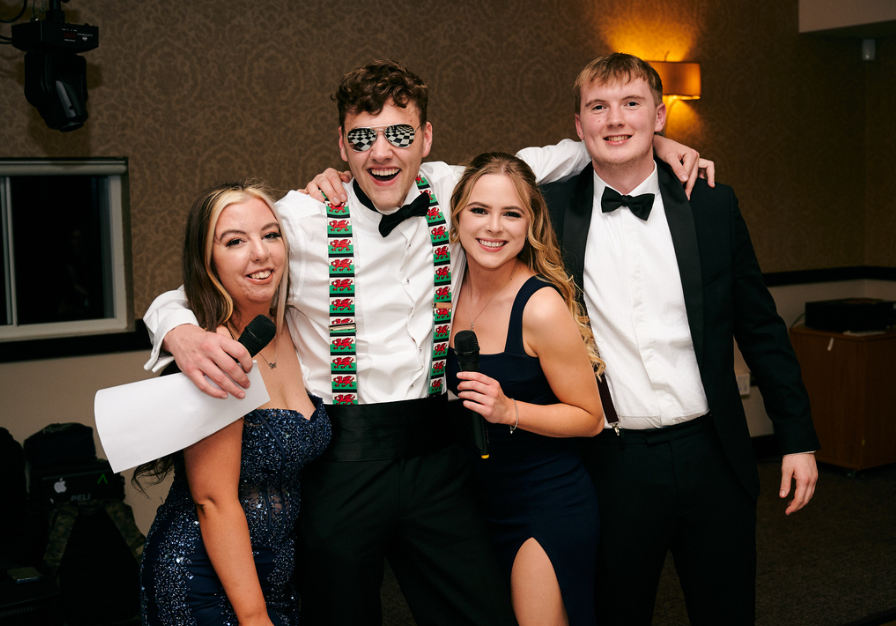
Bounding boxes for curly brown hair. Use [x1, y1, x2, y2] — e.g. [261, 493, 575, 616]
[333, 59, 428, 128]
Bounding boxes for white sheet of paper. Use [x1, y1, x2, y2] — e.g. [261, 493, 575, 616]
[95, 363, 270, 473]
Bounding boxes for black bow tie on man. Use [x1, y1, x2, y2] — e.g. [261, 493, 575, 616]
[600, 186, 655, 221]
[353, 181, 431, 237]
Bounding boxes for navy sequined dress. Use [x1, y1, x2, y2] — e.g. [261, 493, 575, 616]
[447, 277, 600, 626]
[141, 397, 331, 626]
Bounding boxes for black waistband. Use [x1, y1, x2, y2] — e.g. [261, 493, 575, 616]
[595, 412, 713, 445]
[321, 395, 458, 462]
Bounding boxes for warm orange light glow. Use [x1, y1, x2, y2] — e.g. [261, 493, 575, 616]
[662, 99, 702, 139]
[649, 61, 701, 99]
[601, 20, 695, 63]
[584, 8, 701, 137]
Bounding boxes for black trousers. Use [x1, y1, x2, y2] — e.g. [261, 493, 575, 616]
[297, 398, 516, 626]
[581, 415, 757, 626]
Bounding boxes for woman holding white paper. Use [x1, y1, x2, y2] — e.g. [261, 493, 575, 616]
[137, 182, 330, 626]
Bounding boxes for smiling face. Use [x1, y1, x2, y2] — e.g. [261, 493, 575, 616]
[575, 76, 666, 191]
[455, 173, 531, 272]
[338, 99, 433, 211]
[211, 197, 286, 317]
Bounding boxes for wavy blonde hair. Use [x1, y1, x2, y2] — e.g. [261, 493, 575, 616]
[449, 152, 604, 375]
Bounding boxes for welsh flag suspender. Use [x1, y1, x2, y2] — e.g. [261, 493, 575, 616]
[325, 175, 452, 405]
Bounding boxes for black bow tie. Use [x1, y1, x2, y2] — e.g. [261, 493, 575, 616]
[378, 193, 431, 237]
[600, 186, 655, 221]
[352, 181, 431, 237]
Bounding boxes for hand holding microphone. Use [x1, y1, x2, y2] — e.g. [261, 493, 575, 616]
[454, 330, 490, 460]
[162, 315, 277, 377]
[236, 315, 278, 359]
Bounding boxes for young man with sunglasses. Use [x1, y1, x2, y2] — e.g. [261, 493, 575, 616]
[143, 59, 708, 626]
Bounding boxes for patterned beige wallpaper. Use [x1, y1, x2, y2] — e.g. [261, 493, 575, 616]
[0, 0, 893, 316]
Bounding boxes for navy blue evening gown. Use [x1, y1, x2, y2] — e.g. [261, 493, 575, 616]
[141, 398, 330, 625]
[448, 276, 599, 626]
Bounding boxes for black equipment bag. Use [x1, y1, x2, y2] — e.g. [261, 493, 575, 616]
[0, 429, 39, 567]
[43, 500, 144, 626]
[19, 423, 144, 625]
[30, 458, 126, 508]
[23, 423, 95, 468]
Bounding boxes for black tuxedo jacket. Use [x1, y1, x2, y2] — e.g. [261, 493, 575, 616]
[542, 161, 819, 498]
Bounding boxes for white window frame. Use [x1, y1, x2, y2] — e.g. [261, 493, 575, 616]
[0, 158, 131, 342]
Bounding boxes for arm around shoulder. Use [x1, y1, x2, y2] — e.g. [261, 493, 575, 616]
[516, 139, 591, 184]
[143, 287, 252, 399]
[143, 286, 197, 371]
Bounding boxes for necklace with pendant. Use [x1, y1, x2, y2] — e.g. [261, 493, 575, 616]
[230, 320, 278, 369]
[258, 333, 278, 369]
[468, 262, 518, 331]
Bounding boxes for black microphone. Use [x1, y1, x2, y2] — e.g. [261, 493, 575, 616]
[455, 330, 489, 460]
[160, 315, 277, 376]
[238, 315, 277, 358]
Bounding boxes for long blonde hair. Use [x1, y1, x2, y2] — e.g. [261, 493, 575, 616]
[449, 152, 604, 375]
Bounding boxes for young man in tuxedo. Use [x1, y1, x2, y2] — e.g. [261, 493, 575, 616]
[542, 53, 820, 625]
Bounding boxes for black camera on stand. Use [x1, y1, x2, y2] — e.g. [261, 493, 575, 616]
[11, 0, 98, 132]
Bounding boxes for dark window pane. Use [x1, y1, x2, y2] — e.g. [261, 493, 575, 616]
[10, 175, 110, 325]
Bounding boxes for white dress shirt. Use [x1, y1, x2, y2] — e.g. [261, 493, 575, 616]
[144, 141, 590, 404]
[583, 165, 709, 429]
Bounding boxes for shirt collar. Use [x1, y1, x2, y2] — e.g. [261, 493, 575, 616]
[592, 162, 660, 201]
[351, 179, 422, 216]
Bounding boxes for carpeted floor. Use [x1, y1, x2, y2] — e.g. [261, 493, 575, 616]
[749, 459, 894, 626]
[379, 458, 896, 625]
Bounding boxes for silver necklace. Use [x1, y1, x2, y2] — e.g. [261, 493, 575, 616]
[468, 262, 518, 331]
[231, 321, 279, 369]
[258, 333, 278, 369]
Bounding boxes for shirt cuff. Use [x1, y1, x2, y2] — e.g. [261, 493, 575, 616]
[143, 309, 200, 373]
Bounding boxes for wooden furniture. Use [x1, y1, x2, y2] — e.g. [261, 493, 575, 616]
[790, 326, 896, 471]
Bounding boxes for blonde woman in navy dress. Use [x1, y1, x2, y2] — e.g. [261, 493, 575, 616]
[137, 183, 330, 625]
[446, 153, 604, 626]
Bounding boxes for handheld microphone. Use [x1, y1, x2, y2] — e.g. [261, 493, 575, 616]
[160, 315, 277, 376]
[455, 330, 489, 460]
[237, 315, 277, 358]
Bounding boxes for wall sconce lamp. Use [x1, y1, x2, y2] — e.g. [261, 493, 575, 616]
[649, 61, 701, 113]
